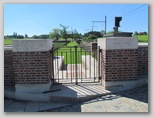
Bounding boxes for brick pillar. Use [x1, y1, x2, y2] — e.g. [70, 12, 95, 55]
[12, 39, 53, 93]
[4, 47, 15, 85]
[98, 37, 138, 89]
[138, 44, 148, 75]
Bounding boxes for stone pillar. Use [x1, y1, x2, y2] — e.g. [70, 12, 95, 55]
[12, 39, 53, 93]
[98, 37, 138, 89]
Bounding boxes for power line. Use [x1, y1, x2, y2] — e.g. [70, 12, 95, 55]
[92, 16, 107, 34]
[122, 4, 147, 16]
[107, 4, 147, 24]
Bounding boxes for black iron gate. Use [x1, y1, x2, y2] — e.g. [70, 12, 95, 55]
[51, 45, 102, 85]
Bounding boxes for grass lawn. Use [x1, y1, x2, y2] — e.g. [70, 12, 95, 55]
[53, 42, 67, 48]
[54, 41, 89, 64]
[4, 39, 13, 45]
[133, 35, 148, 43]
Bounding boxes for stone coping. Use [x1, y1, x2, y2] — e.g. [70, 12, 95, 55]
[4, 46, 12, 51]
[12, 39, 53, 52]
[98, 37, 138, 50]
[138, 43, 148, 47]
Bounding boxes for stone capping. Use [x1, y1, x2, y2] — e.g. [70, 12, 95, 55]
[98, 37, 138, 50]
[138, 43, 148, 47]
[4, 46, 12, 51]
[12, 39, 52, 52]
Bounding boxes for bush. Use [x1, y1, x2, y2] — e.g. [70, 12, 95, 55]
[88, 34, 97, 39]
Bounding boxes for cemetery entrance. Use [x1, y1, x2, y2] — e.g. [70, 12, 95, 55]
[51, 45, 102, 85]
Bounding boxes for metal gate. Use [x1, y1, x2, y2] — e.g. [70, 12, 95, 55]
[51, 45, 102, 85]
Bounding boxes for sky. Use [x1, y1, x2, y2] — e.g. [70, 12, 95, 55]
[4, 4, 148, 37]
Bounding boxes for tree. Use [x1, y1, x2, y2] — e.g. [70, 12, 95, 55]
[39, 34, 49, 39]
[49, 28, 61, 40]
[134, 31, 138, 35]
[84, 31, 103, 38]
[88, 34, 97, 39]
[60, 24, 69, 41]
[25, 34, 28, 38]
[73, 29, 79, 40]
[32, 35, 39, 39]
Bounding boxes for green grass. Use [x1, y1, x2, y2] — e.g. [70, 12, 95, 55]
[133, 35, 148, 43]
[4, 39, 13, 45]
[53, 42, 67, 48]
[54, 41, 89, 64]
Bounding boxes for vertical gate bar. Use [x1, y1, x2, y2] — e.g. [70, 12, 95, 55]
[81, 47, 82, 82]
[75, 46, 78, 85]
[57, 49, 59, 83]
[73, 51, 74, 80]
[94, 49, 95, 82]
[98, 46, 100, 82]
[85, 51, 86, 79]
[97, 47, 98, 79]
[61, 52, 63, 80]
[66, 52, 68, 79]
[51, 47, 55, 84]
[90, 49, 91, 79]
[71, 47, 72, 83]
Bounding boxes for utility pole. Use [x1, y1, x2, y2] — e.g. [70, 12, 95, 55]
[105, 15, 106, 34]
[92, 15, 107, 34]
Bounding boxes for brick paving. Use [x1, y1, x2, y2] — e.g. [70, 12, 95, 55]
[46, 85, 148, 112]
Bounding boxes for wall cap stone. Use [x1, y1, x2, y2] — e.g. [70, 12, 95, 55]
[138, 43, 148, 47]
[4, 46, 12, 51]
[12, 39, 53, 52]
[98, 37, 138, 50]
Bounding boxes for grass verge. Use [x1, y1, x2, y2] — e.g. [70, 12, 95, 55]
[54, 41, 89, 64]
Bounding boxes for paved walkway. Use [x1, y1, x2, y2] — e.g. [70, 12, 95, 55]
[4, 85, 148, 112]
[47, 85, 148, 112]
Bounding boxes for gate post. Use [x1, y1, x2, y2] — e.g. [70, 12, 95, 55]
[98, 37, 138, 90]
[74, 46, 78, 85]
[12, 39, 53, 93]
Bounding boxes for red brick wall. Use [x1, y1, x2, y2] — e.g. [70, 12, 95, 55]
[13, 51, 52, 84]
[101, 49, 138, 82]
[138, 47, 148, 75]
[4, 49, 15, 85]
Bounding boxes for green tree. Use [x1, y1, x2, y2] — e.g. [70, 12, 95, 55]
[25, 34, 28, 38]
[39, 34, 49, 39]
[134, 31, 138, 35]
[73, 29, 79, 40]
[60, 24, 69, 41]
[88, 34, 97, 39]
[49, 28, 61, 40]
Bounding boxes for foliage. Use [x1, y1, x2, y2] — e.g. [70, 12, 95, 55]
[32, 34, 49, 39]
[49, 28, 61, 40]
[25, 34, 28, 38]
[4, 33, 24, 39]
[60, 24, 69, 41]
[84, 31, 103, 38]
[134, 31, 138, 35]
[88, 34, 97, 39]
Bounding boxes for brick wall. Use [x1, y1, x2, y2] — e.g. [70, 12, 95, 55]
[13, 51, 52, 84]
[101, 49, 138, 82]
[138, 46, 148, 75]
[4, 48, 15, 85]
